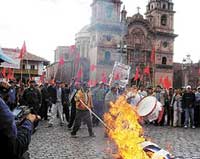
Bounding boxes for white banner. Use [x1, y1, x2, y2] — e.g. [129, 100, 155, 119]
[109, 61, 131, 87]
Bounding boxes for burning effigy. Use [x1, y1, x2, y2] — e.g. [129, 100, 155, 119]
[103, 91, 174, 159]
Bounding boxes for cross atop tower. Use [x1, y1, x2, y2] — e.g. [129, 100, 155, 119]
[137, 6, 141, 13]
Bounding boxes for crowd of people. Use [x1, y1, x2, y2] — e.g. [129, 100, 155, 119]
[1, 78, 200, 158]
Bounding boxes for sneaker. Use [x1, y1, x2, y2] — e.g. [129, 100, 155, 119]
[184, 125, 188, 129]
[192, 126, 196, 129]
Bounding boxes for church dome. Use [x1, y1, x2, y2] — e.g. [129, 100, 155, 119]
[79, 25, 90, 33]
[132, 13, 144, 20]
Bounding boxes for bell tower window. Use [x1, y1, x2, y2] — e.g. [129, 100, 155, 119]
[162, 57, 167, 65]
[161, 15, 167, 26]
[163, 4, 166, 9]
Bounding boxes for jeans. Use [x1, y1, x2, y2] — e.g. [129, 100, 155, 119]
[184, 107, 194, 127]
[49, 102, 64, 125]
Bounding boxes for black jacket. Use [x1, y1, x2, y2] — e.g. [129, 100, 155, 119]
[0, 97, 33, 159]
[47, 86, 57, 104]
[182, 92, 195, 108]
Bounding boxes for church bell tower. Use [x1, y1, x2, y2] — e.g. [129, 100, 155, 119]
[145, 0, 177, 87]
[89, 0, 124, 82]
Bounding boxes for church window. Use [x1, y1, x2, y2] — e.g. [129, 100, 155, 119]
[104, 51, 111, 63]
[162, 57, 167, 65]
[163, 4, 166, 9]
[161, 15, 167, 26]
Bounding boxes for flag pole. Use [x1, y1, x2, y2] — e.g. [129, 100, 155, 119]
[20, 60, 23, 82]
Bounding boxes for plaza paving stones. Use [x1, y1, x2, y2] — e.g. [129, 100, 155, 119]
[29, 120, 200, 159]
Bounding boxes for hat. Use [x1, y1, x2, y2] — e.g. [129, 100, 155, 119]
[186, 85, 191, 89]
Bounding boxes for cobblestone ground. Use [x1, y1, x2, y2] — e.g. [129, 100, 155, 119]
[29, 120, 200, 159]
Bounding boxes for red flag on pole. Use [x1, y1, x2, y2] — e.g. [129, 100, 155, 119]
[59, 56, 64, 65]
[18, 41, 27, 59]
[134, 67, 139, 81]
[144, 65, 150, 75]
[101, 71, 107, 83]
[163, 76, 171, 89]
[1, 68, 6, 78]
[150, 47, 155, 63]
[90, 64, 96, 72]
[7, 68, 12, 80]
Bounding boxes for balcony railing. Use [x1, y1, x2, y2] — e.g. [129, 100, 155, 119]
[14, 69, 38, 75]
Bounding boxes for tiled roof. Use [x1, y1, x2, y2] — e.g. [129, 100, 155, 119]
[2, 48, 49, 62]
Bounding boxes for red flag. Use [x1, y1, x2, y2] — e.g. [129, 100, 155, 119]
[90, 64, 96, 72]
[59, 56, 64, 65]
[101, 71, 107, 83]
[1, 68, 6, 78]
[76, 67, 83, 80]
[7, 68, 12, 80]
[163, 76, 171, 89]
[114, 72, 120, 80]
[151, 47, 155, 63]
[18, 41, 27, 59]
[144, 65, 150, 75]
[134, 67, 139, 81]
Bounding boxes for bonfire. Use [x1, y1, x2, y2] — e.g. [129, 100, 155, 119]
[104, 93, 170, 159]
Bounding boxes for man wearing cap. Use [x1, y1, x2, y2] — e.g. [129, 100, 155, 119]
[71, 82, 95, 137]
[22, 80, 41, 114]
[182, 85, 196, 128]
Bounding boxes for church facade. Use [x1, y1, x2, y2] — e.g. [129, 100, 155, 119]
[75, 0, 177, 87]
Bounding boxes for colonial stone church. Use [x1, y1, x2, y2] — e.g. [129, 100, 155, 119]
[75, 0, 177, 86]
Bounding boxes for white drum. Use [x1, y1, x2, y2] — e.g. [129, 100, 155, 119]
[136, 96, 163, 122]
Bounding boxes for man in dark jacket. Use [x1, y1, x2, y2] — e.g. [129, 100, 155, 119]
[0, 81, 39, 159]
[62, 83, 70, 123]
[22, 80, 41, 115]
[39, 82, 50, 120]
[182, 85, 196, 128]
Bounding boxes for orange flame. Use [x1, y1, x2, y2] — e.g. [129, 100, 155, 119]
[104, 95, 151, 159]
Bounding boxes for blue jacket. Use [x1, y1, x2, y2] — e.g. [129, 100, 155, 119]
[0, 97, 33, 159]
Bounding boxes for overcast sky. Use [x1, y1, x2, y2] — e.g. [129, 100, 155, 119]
[0, 0, 199, 63]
